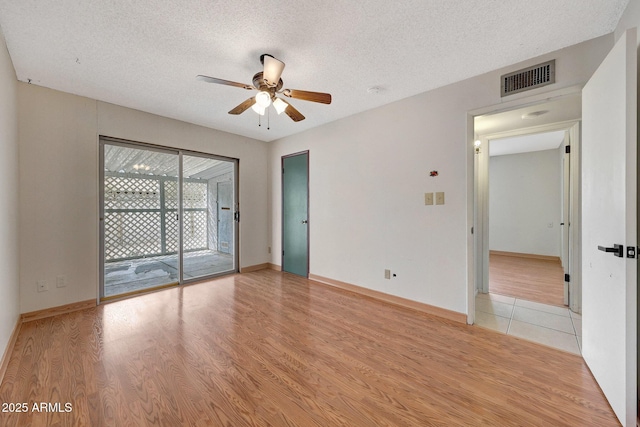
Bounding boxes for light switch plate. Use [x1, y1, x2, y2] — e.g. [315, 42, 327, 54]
[436, 192, 445, 205]
[424, 192, 433, 205]
[56, 275, 67, 288]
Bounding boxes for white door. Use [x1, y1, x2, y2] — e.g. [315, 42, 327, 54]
[582, 28, 637, 427]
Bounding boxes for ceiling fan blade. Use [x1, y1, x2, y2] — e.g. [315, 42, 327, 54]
[228, 97, 256, 115]
[196, 75, 254, 90]
[281, 100, 305, 122]
[262, 55, 285, 87]
[282, 89, 331, 104]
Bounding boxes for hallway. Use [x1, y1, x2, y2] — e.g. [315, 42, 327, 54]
[475, 292, 581, 354]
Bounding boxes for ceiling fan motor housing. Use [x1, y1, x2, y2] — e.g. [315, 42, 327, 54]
[252, 72, 283, 98]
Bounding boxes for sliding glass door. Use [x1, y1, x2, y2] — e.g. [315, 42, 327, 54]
[181, 154, 236, 282]
[99, 138, 238, 301]
[101, 142, 179, 298]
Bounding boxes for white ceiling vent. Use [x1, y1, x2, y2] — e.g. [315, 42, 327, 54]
[501, 60, 555, 97]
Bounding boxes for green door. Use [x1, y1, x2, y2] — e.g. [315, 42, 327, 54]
[282, 152, 309, 276]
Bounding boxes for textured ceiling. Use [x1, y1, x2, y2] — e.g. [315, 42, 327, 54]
[0, 0, 629, 142]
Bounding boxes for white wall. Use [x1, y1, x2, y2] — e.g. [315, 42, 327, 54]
[268, 35, 613, 315]
[18, 85, 269, 313]
[0, 27, 19, 361]
[489, 148, 562, 256]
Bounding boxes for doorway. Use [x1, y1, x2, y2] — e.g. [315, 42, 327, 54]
[470, 30, 637, 425]
[472, 95, 582, 354]
[99, 137, 239, 301]
[487, 130, 567, 306]
[282, 151, 309, 277]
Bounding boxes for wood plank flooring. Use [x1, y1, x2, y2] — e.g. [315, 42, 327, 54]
[0, 270, 617, 426]
[490, 253, 565, 306]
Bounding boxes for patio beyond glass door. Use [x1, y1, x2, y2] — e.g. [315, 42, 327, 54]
[181, 154, 236, 281]
[100, 138, 238, 300]
[101, 143, 180, 298]
[217, 181, 233, 254]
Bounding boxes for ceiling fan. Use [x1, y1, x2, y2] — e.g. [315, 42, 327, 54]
[197, 54, 331, 122]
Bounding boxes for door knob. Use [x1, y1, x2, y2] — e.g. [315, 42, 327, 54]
[301, 220, 308, 224]
[597, 244, 624, 257]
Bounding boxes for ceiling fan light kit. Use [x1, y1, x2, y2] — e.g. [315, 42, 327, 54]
[255, 91, 272, 108]
[273, 97, 288, 115]
[251, 103, 266, 116]
[197, 53, 332, 126]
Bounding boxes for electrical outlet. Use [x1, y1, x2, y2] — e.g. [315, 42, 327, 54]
[435, 192, 445, 205]
[424, 192, 434, 205]
[384, 269, 391, 279]
[37, 280, 48, 292]
[56, 275, 67, 288]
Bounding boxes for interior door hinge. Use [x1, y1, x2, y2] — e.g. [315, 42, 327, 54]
[564, 273, 570, 282]
[565, 145, 571, 153]
[282, 250, 284, 256]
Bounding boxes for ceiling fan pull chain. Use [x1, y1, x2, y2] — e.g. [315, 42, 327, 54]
[258, 113, 261, 127]
[267, 106, 270, 130]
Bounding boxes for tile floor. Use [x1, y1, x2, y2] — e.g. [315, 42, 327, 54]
[475, 292, 582, 355]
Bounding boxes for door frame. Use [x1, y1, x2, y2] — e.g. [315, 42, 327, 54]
[281, 150, 310, 277]
[466, 86, 584, 323]
[98, 136, 240, 302]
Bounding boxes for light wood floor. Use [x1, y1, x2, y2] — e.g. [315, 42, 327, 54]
[490, 253, 565, 306]
[0, 270, 617, 426]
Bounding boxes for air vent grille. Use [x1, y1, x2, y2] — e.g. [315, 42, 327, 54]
[501, 60, 555, 97]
